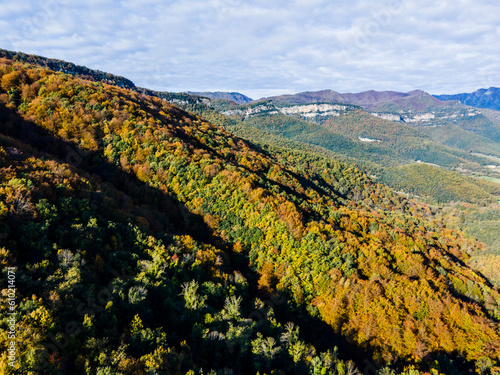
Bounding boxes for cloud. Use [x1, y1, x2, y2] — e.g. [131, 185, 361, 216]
[1, 0, 499, 97]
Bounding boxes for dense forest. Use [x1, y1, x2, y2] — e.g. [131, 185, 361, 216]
[1, 56, 500, 375]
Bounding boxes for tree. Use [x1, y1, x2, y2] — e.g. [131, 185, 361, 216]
[251, 333, 281, 369]
[180, 280, 207, 310]
[1, 70, 21, 92]
[223, 295, 242, 320]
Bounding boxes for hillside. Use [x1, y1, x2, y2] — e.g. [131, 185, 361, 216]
[379, 163, 500, 204]
[1, 56, 500, 374]
[438, 204, 500, 286]
[190, 98, 499, 204]
[261, 88, 500, 153]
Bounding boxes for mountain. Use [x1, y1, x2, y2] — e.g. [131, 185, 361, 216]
[2, 53, 500, 374]
[260, 89, 346, 105]
[2, 46, 498, 153]
[263, 89, 449, 111]
[247, 89, 500, 155]
[168, 89, 500, 207]
[172, 82, 500, 302]
[188, 91, 253, 104]
[435, 87, 500, 111]
[206, 94, 499, 164]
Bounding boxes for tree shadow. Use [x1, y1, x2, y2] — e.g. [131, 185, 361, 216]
[0, 102, 211, 242]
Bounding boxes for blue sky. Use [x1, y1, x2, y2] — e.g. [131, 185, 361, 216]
[1, 0, 500, 99]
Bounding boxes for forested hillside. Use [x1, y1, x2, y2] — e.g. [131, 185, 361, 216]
[1, 57, 500, 375]
[176, 97, 499, 205]
[174, 96, 500, 290]
[206, 88, 500, 169]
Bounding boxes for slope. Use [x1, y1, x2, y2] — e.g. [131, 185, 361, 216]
[150, 93, 498, 207]
[264, 88, 500, 153]
[1, 56, 500, 374]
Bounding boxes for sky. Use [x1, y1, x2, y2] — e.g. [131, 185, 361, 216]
[1, 0, 500, 99]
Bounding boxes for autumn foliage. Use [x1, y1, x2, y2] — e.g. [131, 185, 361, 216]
[0, 57, 499, 374]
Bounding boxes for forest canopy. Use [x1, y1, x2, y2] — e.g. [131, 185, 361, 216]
[0, 57, 499, 375]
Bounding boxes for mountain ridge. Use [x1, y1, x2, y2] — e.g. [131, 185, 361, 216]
[435, 87, 500, 111]
[259, 88, 450, 110]
[4, 47, 500, 114]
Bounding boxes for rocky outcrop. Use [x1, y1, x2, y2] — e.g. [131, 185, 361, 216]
[371, 113, 403, 122]
[222, 103, 349, 119]
[278, 103, 347, 117]
[370, 109, 480, 123]
[402, 113, 436, 122]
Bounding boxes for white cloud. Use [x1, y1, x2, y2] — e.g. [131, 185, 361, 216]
[1, 0, 499, 97]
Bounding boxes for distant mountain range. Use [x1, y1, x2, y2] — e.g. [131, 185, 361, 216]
[260, 89, 449, 111]
[187, 91, 253, 104]
[204, 88, 449, 113]
[214, 88, 500, 145]
[205, 87, 500, 163]
[434, 87, 500, 111]
[200, 87, 500, 114]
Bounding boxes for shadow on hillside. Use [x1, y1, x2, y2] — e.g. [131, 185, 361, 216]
[0, 102, 477, 374]
[0, 102, 212, 242]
